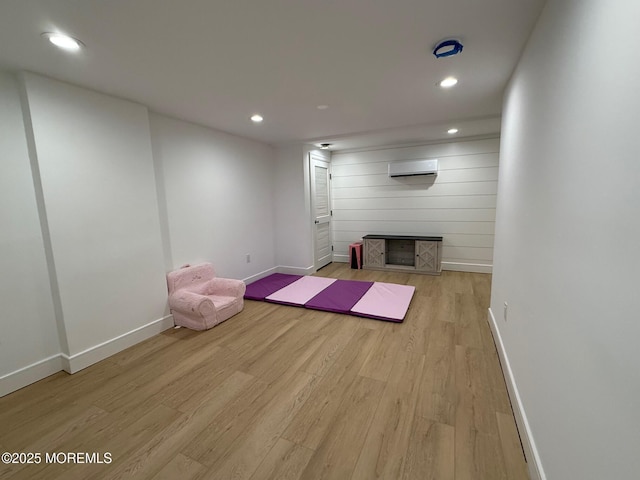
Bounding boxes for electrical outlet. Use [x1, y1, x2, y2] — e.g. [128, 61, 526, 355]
[245, 254, 251, 263]
[503, 301, 508, 322]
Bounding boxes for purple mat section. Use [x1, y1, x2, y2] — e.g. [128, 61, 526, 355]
[244, 273, 302, 300]
[304, 280, 374, 314]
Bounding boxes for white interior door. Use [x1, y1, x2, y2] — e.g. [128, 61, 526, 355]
[310, 153, 332, 270]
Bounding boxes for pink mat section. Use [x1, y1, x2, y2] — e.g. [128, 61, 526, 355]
[265, 276, 337, 306]
[350, 282, 416, 322]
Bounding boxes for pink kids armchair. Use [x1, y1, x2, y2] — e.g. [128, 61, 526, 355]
[167, 263, 246, 331]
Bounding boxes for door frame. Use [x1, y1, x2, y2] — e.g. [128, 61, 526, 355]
[309, 151, 332, 271]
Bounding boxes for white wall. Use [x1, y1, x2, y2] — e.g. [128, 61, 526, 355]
[1, 73, 284, 395]
[274, 145, 329, 273]
[331, 138, 499, 272]
[0, 72, 62, 395]
[274, 145, 311, 270]
[490, 1, 640, 479]
[149, 113, 276, 280]
[23, 73, 170, 369]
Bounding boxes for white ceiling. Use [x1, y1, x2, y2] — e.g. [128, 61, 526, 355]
[0, 0, 545, 150]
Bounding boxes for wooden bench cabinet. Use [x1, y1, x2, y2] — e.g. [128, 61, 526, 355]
[363, 234, 442, 275]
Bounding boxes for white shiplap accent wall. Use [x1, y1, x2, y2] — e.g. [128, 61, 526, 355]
[331, 137, 499, 273]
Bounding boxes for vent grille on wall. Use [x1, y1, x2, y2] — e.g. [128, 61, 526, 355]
[388, 159, 438, 177]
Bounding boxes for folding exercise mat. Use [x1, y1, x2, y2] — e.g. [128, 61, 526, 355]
[244, 274, 415, 322]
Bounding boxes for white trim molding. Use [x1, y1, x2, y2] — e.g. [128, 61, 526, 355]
[243, 265, 317, 284]
[0, 354, 64, 397]
[333, 254, 349, 263]
[333, 255, 491, 274]
[61, 315, 175, 374]
[442, 261, 492, 274]
[242, 266, 279, 284]
[277, 264, 316, 276]
[488, 308, 546, 480]
[1, 315, 174, 396]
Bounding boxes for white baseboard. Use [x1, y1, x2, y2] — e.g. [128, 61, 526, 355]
[277, 264, 315, 275]
[331, 256, 492, 273]
[242, 266, 279, 284]
[1, 315, 177, 396]
[442, 261, 493, 273]
[243, 265, 317, 282]
[487, 308, 546, 480]
[61, 315, 175, 374]
[0, 354, 64, 398]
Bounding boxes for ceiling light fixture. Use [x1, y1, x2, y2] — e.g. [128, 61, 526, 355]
[448, 128, 459, 134]
[317, 105, 329, 110]
[319, 143, 332, 150]
[250, 114, 264, 123]
[42, 32, 83, 51]
[439, 76, 458, 88]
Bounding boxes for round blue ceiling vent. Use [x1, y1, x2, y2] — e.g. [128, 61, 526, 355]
[433, 39, 464, 58]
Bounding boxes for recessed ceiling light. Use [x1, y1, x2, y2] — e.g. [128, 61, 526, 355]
[448, 128, 459, 134]
[439, 76, 458, 88]
[317, 105, 329, 110]
[319, 143, 332, 150]
[250, 114, 263, 123]
[42, 32, 83, 51]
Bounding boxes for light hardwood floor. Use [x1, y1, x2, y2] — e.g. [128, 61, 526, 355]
[0, 263, 528, 480]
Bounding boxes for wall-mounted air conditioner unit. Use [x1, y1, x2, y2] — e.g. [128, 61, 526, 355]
[388, 159, 438, 177]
